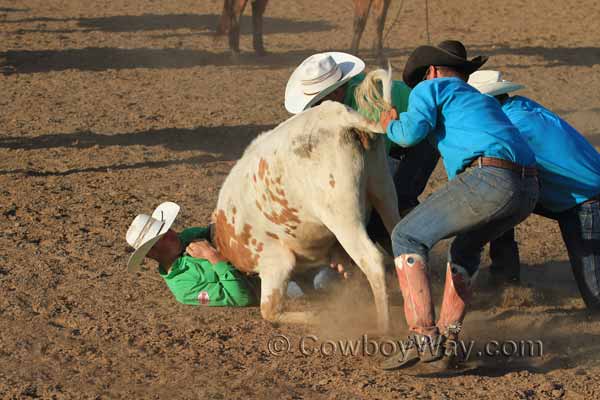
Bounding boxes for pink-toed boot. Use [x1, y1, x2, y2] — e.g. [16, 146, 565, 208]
[382, 254, 444, 370]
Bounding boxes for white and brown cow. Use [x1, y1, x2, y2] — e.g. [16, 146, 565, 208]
[213, 69, 399, 332]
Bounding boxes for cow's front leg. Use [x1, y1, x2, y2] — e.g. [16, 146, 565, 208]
[259, 249, 316, 325]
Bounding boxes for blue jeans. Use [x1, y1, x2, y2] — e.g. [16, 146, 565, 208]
[559, 201, 600, 309]
[392, 166, 539, 276]
[491, 201, 600, 310]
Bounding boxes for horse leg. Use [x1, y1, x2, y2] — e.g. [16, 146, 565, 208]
[251, 0, 269, 56]
[372, 0, 391, 65]
[351, 0, 372, 55]
[228, 0, 248, 56]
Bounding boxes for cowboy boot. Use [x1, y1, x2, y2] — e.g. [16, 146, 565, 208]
[430, 262, 474, 370]
[489, 237, 521, 285]
[381, 254, 443, 370]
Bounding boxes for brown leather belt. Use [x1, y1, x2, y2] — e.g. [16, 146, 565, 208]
[582, 194, 600, 205]
[468, 157, 538, 177]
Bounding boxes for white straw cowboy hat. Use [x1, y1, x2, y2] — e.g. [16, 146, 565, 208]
[468, 70, 525, 97]
[126, 201, 180, 272]
[285, 52, 365, 114]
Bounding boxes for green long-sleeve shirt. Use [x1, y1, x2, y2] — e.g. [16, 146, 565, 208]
[158, 227, 256, 307]
[344, 72, 412, 153]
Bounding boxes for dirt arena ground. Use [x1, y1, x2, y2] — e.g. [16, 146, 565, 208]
[2, 0, 600, 398]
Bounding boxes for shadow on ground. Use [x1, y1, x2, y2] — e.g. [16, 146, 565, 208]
[0, 7, 30, 13]
[3, 13, 334, 35]
[1, 47, 409, 73]
[0, 124, 273, 152]
[0, 154, 224, 177]
[0, 124, 273, 176]
[1, 47, 309, 72]
[474, 44, 600, 67]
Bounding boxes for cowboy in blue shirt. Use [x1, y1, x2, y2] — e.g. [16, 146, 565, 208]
[377, 41, 539, 372]
[469, 70, 600, 311]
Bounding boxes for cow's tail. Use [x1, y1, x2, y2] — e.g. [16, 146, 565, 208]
[347, 63, 393, 148]
[354, 62, 393, 123]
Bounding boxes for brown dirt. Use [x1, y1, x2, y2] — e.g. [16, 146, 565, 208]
[2, 0, 600, 398]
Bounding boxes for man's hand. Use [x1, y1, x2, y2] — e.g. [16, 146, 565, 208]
[329, 245, 354, 280]
[379, 107, 398, 132]
[186, 240, 227, 264]
[330, 262, 350, 280]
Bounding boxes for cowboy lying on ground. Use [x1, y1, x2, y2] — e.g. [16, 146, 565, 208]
[126, 202, 256, 307]
[376, 40, 539, 372]
[469, 70, 600, 311]
[284, 51, 439, 252]
[125, 202, 349, 306]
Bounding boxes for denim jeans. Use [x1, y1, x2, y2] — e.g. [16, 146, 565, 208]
[392, 166, 539, 276]
[559, 201, 600, 309]
[491, 200, 600, 310]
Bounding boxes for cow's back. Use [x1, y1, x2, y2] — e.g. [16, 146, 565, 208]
[214, 102, 373, 273]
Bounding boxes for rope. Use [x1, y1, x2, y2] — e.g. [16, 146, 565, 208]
[424, 0, 431, 44]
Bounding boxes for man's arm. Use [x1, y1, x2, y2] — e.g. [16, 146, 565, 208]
[384, 82, 438, 147]
[186, 240, 226, 264]
[167, 241, 255, 307]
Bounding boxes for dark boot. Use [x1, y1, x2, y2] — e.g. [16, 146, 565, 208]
[489, 230, 521, 284]
[381, 332, 445, 370]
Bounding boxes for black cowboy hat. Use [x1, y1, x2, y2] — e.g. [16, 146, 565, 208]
[402, 40, 488, 88]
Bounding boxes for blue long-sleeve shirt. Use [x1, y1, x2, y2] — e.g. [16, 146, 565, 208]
[501, 96, 600, 211]
[386, 78, 536, 179]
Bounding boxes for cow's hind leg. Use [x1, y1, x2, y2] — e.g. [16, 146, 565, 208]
[259, 248, 316, 325]
[367, 145, 401, 237]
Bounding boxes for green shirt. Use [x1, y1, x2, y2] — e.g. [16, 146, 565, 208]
[159, 227, 256, 307]
[344, 72, 412, 153]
